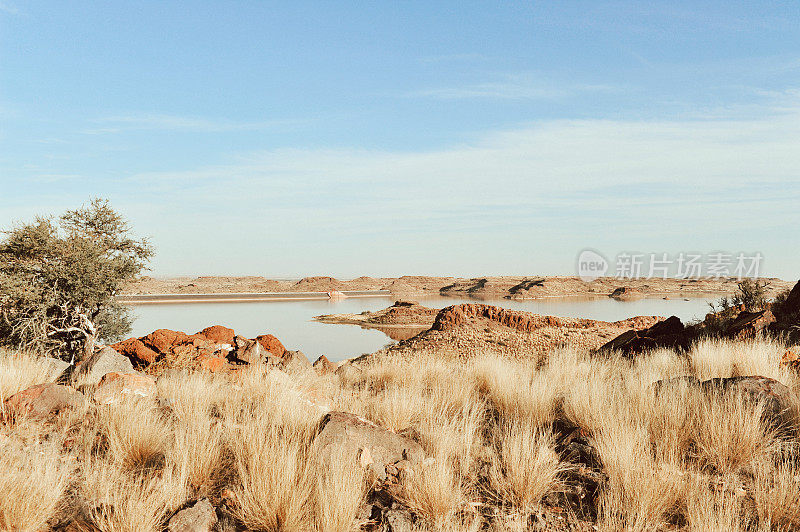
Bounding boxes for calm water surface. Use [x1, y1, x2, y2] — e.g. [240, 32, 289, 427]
[129, 295, 718, 362]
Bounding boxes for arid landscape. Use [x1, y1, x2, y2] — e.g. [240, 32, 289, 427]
[4, 2, 800, 530]
[4, 272, 800, 530]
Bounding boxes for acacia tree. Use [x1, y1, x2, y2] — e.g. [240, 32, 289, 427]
[0, 199, 152, 361]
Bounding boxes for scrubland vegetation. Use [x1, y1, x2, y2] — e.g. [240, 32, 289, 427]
[2, 336, 799, 531]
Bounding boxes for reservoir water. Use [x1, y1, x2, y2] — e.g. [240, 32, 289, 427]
[127, 295, 720, 362]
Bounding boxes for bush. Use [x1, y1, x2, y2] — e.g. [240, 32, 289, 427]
[0, 199, 152, 360]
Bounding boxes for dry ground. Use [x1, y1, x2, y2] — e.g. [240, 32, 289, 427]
[2, 337, 800, 531]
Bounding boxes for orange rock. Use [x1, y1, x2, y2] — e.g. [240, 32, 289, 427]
[93, 372, 157, 405]
[197, 354, 229, 373]
[3, 383, 85, 420]
[140, 328, 189, 354]
[111, 338, 160, 365]
[198, 325, 236, 346]
[256, 334, 286, 356]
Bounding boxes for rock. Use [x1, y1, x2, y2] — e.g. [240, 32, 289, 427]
[93, 372, 157, 405]
[780, 346, 800, 373]
[167, 499, 217, 532]
[229, 337, 265, 365]
[72, 346, 135, 385]
[701, 376, 799, 429]
[776, 280, 800, 319]
[39, 357, 71, 382]
[280, 350, 311, 371]
[196, 354, 229, 373]
[3, 383, 85, 420]
[313, 355, 339, 375]
[312, 412, 425, 472]
[724, 309, 775, 340]
[383, 506, 415, 532]
[256, 334, 286, 357]
[597, 316, 691, 356]
[198, 325, 236, 346]
[141, 329, 190, 355]
[609, 287, 643, 300]
[651, 376, 702, 393]
[111, 338, 160, 366]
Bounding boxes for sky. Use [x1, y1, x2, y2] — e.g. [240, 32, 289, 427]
[1, 1, 799, 279]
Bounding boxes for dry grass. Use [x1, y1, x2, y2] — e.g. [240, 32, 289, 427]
[0, 442, 71, 531]
[1, 338, 799, 530]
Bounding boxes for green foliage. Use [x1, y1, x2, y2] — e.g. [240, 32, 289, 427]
[0, 199, 152, 359]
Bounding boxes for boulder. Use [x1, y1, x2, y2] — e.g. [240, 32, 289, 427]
[781, 346, 800, 373]
[3, 383, 85, 420]
[195, 354, 229, 373]
[111, 338, 160, 366]
[39, 357, 71, 382]
[313, 355, 338, 375]
[167, 499, 217, 532]
[256, 334, 286, 357]
[312, 412, 424, 473]
[700, 376, 799, 428]
[597, 316, 691, 356]
[141, 329, 190, 355]
[280, 350, 311, 371]
[229, 336, 265, 365]
[198, 325, 236, 346]
[724, 309, 775, 340]
[72, 346, 135, 385]
[93, 372, 157, 405]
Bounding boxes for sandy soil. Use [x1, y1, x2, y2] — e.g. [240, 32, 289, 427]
[123, 275, 793, 299]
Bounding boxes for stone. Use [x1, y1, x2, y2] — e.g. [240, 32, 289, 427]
[383, 506, 415, 532]
[280, 350, 311, 371]
[3, 383, 85, 420]
[198, 325, 236, 346]
[229, 337, 264, 365]
[724, 309, 775, 340]
[312, 411, 425, 472]
[780, 346, 800, 373]
[167, 499, 217, 532]
[72, 346, 135, 385]
[701, 375, 800, 429]
[313, 355, 338, 375]
[141, 329, 190, 355]
[609, 287, 644, 300]
[39, 357, 71, 382]
[93, 372, 157, 405]
[256, 333, 286, 357]
[196, 354, 229, 373]
[111, 338, 160, 366]
[597, 316, 691, 356]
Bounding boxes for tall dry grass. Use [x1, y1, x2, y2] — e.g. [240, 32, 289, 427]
[0, 338, 799, 530]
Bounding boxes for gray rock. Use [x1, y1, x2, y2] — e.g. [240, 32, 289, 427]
[312, 411, 424, 471]
[230, 336, 265, 365]
[167, 499, 217, 532]
[280, 350, 311, 371]
[39, 357, 71, 382]
[384, 506, 415, 532]
[71, 347, 134, 386]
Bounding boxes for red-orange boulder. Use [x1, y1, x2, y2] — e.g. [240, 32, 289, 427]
[199, 325, 236, 346]
[141, 329, 189, 354]
[111, 338, 160, 365]
[256, 334, 286, 356]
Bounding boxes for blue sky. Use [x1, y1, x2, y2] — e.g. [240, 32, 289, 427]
[1, 1, 799, 279]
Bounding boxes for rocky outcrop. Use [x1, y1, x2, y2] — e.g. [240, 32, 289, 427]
[724, 309, 775, 340]
[112, 326, 289, 373]
[609, 286, 644, 300]
[3, 383, 85, 420]
[597, 316, 691, 356]
[313, 355, 338, 375]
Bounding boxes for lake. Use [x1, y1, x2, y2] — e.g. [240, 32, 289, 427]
[127, 295, 720, 362]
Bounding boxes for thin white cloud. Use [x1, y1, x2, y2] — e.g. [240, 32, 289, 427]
[83, 114, 309, 134]
[407, 73, 620, 100]
[0, 2, 19, 15]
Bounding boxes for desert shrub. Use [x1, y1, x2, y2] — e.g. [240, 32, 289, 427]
[0, 199, 152, 360]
